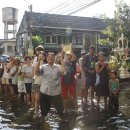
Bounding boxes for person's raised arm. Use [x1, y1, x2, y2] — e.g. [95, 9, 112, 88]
[71, 48, 76, 61]
[60, 50, 66, 74]
[35, 57, 42, 75]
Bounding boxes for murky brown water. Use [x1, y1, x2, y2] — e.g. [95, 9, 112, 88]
[0, 80, 130, 130]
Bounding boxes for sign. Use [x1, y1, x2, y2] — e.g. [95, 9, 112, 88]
[63, 43, 72, 53]
[28, 48, 34, 56]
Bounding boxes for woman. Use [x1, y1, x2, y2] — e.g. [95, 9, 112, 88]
[61, 50, 77, 112]
[22, 56, 33, 106]
[95, 52, 110, 110]
[2, 57, 14, 94]
[32, 51, 46, 116]
[10, 57, 21, 97]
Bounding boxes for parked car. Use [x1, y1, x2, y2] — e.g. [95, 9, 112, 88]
[0, 55, 9, 62]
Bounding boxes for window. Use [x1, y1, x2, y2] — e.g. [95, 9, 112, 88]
[77, 36, 82, 45]
[61, 36, 65, 44]
[7, 46, 13, 52]
[45, 36, 51, 43]
[72, 36, 76, 44]
[45, 35, 58, 44]
[52, 36, 57, 43]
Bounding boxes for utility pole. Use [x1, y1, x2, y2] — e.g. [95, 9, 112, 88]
[27, 4, 34, 56]
[29, 4, 33, 48]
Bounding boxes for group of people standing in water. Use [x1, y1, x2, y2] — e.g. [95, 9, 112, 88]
[0, 44, 120, 120]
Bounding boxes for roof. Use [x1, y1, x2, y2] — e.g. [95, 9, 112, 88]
[18, 11, 107, 35]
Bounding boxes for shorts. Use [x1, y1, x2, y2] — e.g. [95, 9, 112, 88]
[81, 71, 86, 89]
[1, 78, 9, 85]
[8, 78, 12, 84]
[18, 81, 26, 93]
[86, 74, 96, 88]
[32, 84, 40, 93]
[25, 83, 32, 94]
[61, 82, 76, 98]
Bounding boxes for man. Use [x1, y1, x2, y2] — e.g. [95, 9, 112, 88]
[82, 46, 98, 105]
[35, 52, 66, 118]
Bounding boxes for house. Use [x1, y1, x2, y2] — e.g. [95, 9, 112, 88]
[16, 11, 107, 56]
[0, 39, 16, 56]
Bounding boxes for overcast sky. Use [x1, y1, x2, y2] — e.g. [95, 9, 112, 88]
[0, 0, 129, 39]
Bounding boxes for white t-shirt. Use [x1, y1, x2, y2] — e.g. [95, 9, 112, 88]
[10, 66, 18, 85]
[22, 64, 33, 83]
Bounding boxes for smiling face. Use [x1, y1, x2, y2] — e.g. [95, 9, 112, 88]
[47, 53, 55, 65]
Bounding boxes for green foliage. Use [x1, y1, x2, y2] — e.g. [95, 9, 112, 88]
[102, 0, 130, 46]
[32, 35, 44, 49]
[98, 38, 109, 45]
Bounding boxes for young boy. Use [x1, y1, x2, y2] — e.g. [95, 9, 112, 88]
[108, 70, 120, 113]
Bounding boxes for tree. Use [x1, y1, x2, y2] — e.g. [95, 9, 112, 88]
[101, 0, 130, 47]
[32, 35, 44, 49]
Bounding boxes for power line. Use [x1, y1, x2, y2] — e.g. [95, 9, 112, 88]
[48, 0, 89, 14]
[57, 0, 93, 14]
[68, 0, 102, 15]
[23, 0, 30, 5]
[46, 0, 69, 13]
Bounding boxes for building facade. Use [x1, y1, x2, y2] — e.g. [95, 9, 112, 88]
[0, 39, 16, 56]
[17, 11, 107, 56]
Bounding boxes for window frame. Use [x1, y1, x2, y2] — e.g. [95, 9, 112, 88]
[7, 45, 13, 53]
[45, 35, 58, 44]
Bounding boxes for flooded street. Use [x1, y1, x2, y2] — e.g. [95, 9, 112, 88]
[0, 80, 130, 130]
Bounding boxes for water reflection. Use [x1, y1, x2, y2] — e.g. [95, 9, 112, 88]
[0, 81, 129, 130]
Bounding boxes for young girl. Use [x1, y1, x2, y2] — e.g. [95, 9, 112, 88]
[10, 58, 20, 97]
[95, 52, 110, 110]
[108, 70, 120, 113]
[18, 61, 26, 103]
[32, 51, 46, 117]
[22, 56, 33, 106]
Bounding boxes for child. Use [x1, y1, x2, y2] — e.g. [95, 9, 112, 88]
[18, 64, 26, 103]
[108, 70, 120, 113]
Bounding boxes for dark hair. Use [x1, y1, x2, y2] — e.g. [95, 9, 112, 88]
[13, 57, 21, 65]
[38, 51, 46, 57]
[47, 52, 55, 57]
[98, 52, 105, 57]
[89, 45, 95, 50]
[111, 70, 118, 76]
[25, 56, 32, 61]
[37, 51, 47, 62]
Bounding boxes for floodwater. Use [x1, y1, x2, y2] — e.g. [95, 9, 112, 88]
[0, 80, 130, 130]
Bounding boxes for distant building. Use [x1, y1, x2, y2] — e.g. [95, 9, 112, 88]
[0, 39, 16, 56]
[17, 11, 107, 56]
[0, 7, 18, 56]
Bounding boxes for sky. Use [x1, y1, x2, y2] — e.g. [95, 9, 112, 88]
[0, 0, 130, 39]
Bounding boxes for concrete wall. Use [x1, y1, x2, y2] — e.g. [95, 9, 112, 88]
[0, 40, 16, 56]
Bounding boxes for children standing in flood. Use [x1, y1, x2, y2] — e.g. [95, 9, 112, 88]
[108, 70, 120, 113]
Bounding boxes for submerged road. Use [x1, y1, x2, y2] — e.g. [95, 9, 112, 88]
[0, 80, 130, 130]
